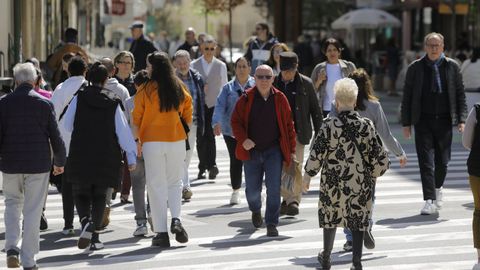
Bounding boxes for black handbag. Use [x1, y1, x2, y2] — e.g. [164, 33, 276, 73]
[178, 112, 190, 151]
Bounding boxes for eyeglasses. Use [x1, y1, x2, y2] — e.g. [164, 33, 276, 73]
[204, 47, 215, 51]
[426, 43, 442, 49]
[256, 75, 273, 80]
[117, 61, 132, 65]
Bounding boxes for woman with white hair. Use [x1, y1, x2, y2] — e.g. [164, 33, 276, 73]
[304, 78, 390, 270]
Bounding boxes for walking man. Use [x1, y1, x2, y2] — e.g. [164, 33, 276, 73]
[401, 32, 467, 215]
[231, 65, 296, 236]
[1, 63, 66, 269]
[129, 21, 158, 72]
[273, 52, 322, 216]
[174, 50, 206, 199]
[191, 35, 227, 179]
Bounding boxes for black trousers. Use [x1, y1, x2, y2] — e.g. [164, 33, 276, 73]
[414, 116, 452, 200]
[72, 183, 108, 231]
[197, 106, 217, 171]
[61, 172, 75, 229]
[224, 135, 243, 190]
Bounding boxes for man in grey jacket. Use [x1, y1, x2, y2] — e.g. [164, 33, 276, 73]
[191, 35, 228, 180]
[273, 52, 321, 216]
[401, 32, 467, 215]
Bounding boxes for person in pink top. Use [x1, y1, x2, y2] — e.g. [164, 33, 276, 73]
[34, 68, 53, 99]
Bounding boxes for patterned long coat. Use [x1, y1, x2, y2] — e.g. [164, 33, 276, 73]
[305, 111, 390, 231]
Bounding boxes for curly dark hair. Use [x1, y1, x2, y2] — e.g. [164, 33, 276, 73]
[147, 52, 185, 112]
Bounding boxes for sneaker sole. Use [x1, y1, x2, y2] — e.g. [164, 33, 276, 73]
[90, 242, 104, 251]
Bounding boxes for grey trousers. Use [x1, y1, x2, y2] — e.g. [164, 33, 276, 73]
[3, 172, 49, 268]
[131, 157, 148, 224]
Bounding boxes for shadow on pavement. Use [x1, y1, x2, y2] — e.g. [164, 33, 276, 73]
[37, 252, 106, 265]
[190, 179, 216, 187]
[189, 205, 249, 218]
[199, 219, 292, 250]
[105, 235, 148, 246]
[289, 252, 387, 269]
[39, 231, 79, 251]
[376, 213, 446, 228]
[463, 202, 474, 210]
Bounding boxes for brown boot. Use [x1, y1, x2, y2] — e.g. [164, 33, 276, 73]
[101, 206, 111, 229]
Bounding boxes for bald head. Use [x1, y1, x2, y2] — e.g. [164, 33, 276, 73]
[100, 57, 115, 77]
[255, 65, 273, 76]
[254, 65, 274, 93]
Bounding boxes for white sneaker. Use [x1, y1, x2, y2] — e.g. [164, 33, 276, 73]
[472, 262, 480, 270]
[133, 223, 148, 237]
[435, 188, 444, 209]
[230, 190, 241, 205]
[420, 200, 438, 215]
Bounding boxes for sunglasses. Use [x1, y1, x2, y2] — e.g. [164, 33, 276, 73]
[204, 47, 215, 51]
[117, 61, 132, 65]
[256, 75, 273, 80]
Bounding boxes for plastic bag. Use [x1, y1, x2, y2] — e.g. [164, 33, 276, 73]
[281, 159, 303, 198]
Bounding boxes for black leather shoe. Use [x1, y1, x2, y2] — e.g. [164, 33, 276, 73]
[317, 250, 331, 270]
[40, 212, 48, 231]
[266, 224, 278, 237]
[152, 232, 170, 247]
[286, 202, 299, 216]
[252, 212, 263, 228]
[197, 171, 206, 179]
[208, 166, 219, 179]
[170, 218, 188, 243]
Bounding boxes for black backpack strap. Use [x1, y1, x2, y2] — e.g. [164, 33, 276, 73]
[59, 82, 87, 121]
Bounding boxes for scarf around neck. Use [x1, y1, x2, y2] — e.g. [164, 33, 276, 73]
[425, 53, 445, 93]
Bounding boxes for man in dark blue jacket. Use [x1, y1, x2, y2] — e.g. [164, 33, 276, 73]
[0, 63, 66, 269]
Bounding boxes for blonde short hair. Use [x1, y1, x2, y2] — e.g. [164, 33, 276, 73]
[334, 78, 358, 107]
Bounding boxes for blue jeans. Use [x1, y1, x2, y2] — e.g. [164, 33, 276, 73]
[243, 145, 282, 225]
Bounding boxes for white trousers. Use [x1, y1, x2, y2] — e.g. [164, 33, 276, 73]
[182, 124, 198, 188]
[143, 141, 186, 233]
[3, 172, 49, 268]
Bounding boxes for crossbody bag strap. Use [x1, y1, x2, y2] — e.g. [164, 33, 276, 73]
[59, 82, 87, 121]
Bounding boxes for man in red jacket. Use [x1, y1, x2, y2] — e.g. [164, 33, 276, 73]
[231, 65, 296, 237]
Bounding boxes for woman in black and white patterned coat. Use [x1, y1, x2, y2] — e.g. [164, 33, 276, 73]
[304, 78, 390, 270]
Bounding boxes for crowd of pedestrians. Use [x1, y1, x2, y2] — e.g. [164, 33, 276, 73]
[0, 23, 477, 270]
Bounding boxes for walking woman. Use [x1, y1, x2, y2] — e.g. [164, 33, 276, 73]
[114, 51, 137, 96]
[265, 43, 290, 76]
[304, 78, 389, 270]
[64, 62, 137, 250]
[462, 103, 480, 270]
[132, 52, 193, 247]
[311, 38, 356, 117]
[330, 68, 407, 251]
[212, 57, 255, 205]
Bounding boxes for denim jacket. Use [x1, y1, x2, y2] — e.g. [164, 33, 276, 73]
[212, 76, 255, 137]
